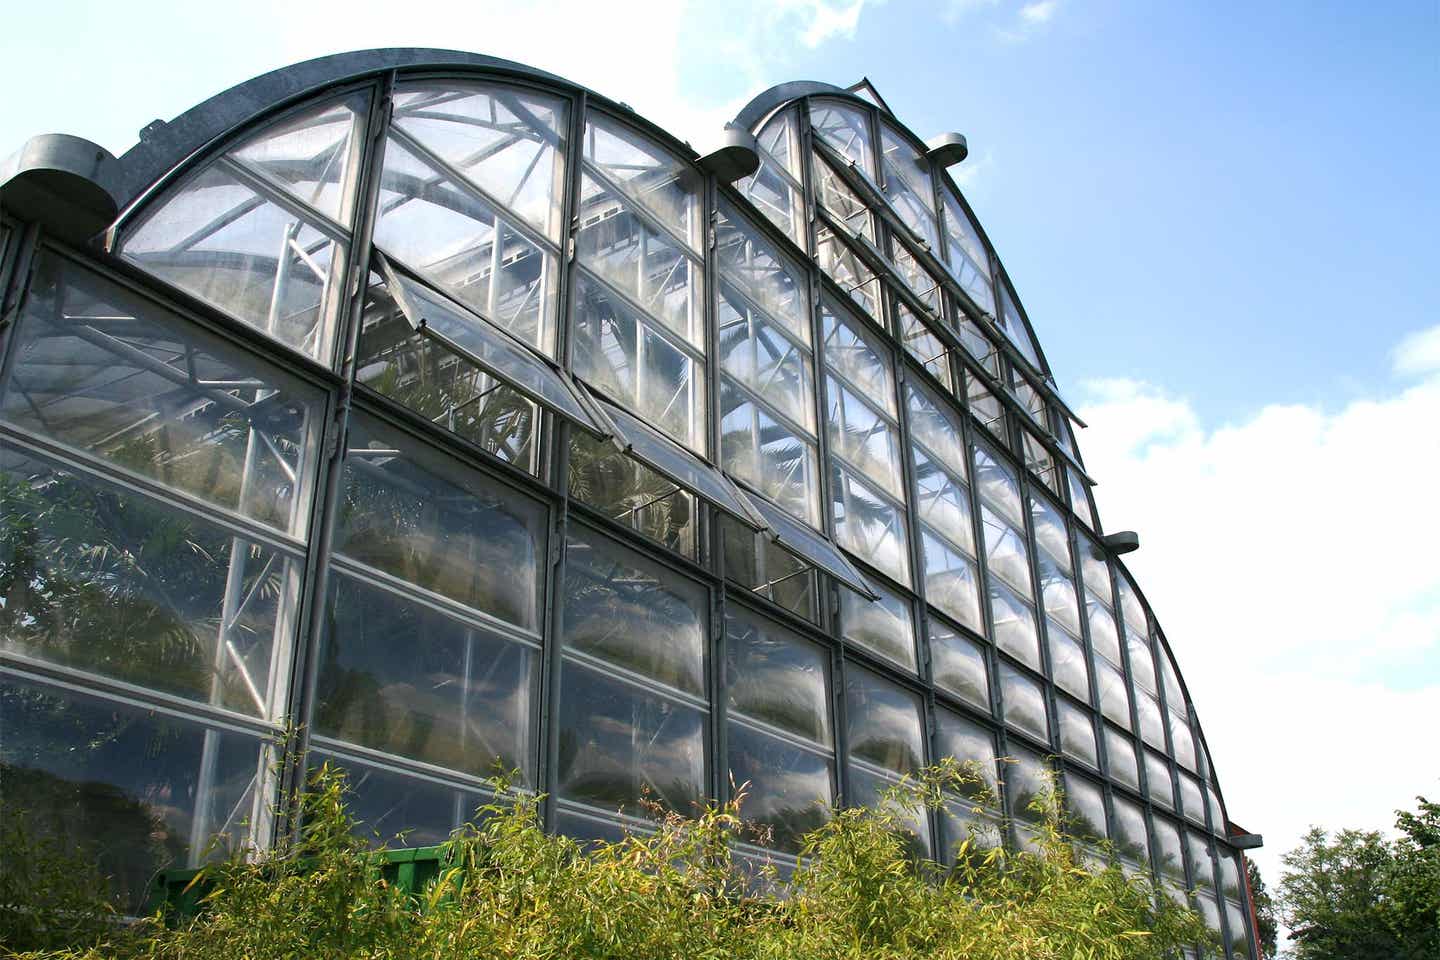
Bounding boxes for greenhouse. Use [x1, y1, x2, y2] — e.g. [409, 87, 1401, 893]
[0, 48, 1258, 958]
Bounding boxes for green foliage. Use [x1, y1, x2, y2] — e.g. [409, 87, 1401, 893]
[1245, 858, 1277, 957]
[1278, 795, 1440, 960]
[5, 763, 1210, 960]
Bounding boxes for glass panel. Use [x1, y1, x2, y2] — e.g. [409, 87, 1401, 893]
[943, 798, 1003, 864]
[1, 676, 264, 912]
[930, 621, 990, 711]
[4, 254, 324, 535]
[738, 107, 804, 244]
[335, 413, 547, 633]
[972, 442, 1022, 526]
[831, 463, 911, 586]
[934, 708, 998, 801]
[572, 271, 704, 451]
[1006, 746, 1050, 824]
[889, 240, 942, 312]
[728, 723, 832, 853]
[583, 113, 701, 250]
[982, 505, 1032, 599]
[1079, 536, 1113, 604]
[1146, 750, 1175, 809]
[1105, 726, 1139, 792]
[716, 199, 809, 344]
[1137, 690, 1166, 748]
[1227, 899, 1252, 958]
[380, 263, 599, 435]
[845, 666, 924, 776]
[1065, 773, 1108, 841]
[1218, 849, 1243, 899]
[576, 177, 704, 349]
[879, 125, 939, 248]
[1088, 595, 1123, 667]
[913, 447, 974, 555]
[726, 607, 831, 745]
[356, 274, 538, 473]
[827, 379, 905, 499]
[1196, 892, 1223, 937]
[720, 515, 817, 622]
[1171, 710, 1198, 771]
[907, 382, 966, 475]
[311, 750, 480, 847]
[847, 764, 932, 859]
[721, 382, 820, 526]
[391, 81, 568, 241]
[121, 169, 346, 363]
[823, 303, 897, 416]
[1048, 627, 1090, 701]
[966, 373, 1007, 441]
[230, 95, 365, 226]
[922, 529, 983, 631]
[557, 662, 705, 816]
[1180, 772, 1207, 826]
[745, 491, 876, 600]
[602, 398, 761, 527]
[375, 137, 556, 354]
[1208, 783, 1225, 834]
[562, 528, 707, 695]
[989, 578, 1041, 670]
[1096, 656, 1131, 729]
[839, 581, 916, 673]
[816, 227, 881, 319]
[1127, 627, 1159, 699]
[315, 573, 535, 782]
[813, 153, 874, 241]
[1058, 699, 1098, 767]
[941, 191, 994, 315]
[1152, 815, 1185, 882]
[1068, 465, 1096, 529]
[998, 283, 1043, 371]
[958, 317, 999, 377]
[895, 299, 952, 388]
[1118, 576, 1147, 638]
[810, 99, 874, 173]
[1030, 493, 1071, 570]
[568, 428, 697, 557]
[1000, 662, 1048, 742]
[1038, 553, 1082, 636]
[1112, 795, 1148, 863]
[1, 446, 301, 718]
[1161, 645, 1186, 714]
[718, 288, 815, 432]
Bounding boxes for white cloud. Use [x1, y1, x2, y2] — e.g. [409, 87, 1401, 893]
[1075, 338, 1440, 938]
[1393, 323, 1440, 378]
[781, 0, 870, 48]
[1019, 0, 1060, 24]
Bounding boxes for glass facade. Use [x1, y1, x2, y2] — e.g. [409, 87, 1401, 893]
[0, 56, 1256, 958]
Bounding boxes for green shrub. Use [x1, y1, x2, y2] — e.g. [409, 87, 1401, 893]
[2, 762, 1211, 960]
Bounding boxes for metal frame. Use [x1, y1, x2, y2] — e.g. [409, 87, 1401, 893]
[0, 52, 1255, 958]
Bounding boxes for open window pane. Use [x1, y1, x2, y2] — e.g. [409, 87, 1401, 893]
[379, 257, 605, 438]
[600, 396, 765, 529]
[745, 490, 876, 600]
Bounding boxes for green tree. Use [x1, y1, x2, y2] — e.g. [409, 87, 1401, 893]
[1245, 858, 1277, 957]
[1279, 795, 1440, 960]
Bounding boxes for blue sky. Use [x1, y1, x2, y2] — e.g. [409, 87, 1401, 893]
[4, 1, 1438, 942]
